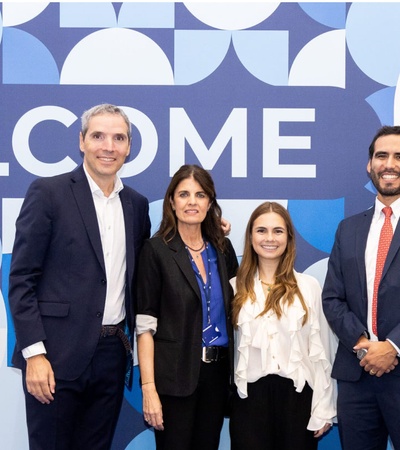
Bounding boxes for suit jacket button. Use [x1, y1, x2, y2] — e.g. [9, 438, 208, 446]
[101, 279, 106, 284]
[96, 312, 102, 318]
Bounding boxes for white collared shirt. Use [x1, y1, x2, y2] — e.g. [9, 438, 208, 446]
[365, 197, 400, 347]
[85, 167, 127, 326]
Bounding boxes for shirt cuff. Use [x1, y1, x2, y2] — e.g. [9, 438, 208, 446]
[136, 314, 157, 335]
[22, 342, 46, 360]
[386, 339, 400, 356]
[308, 416, 333, 431]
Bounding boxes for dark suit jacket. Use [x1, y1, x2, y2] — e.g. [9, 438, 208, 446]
[136, 233, 238, 397]
[322, 206, 400, 381]
[9, 165, 150, 381]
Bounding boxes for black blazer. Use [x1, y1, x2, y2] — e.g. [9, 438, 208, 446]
[9, 165, 150, 380]
[136, 233, 238, 397]
[323, 206, 400, 381]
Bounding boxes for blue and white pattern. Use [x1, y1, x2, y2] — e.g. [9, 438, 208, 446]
[1, 3, 398, 449]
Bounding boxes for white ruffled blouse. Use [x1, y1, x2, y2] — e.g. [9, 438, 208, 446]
[231, 271, 337, 431]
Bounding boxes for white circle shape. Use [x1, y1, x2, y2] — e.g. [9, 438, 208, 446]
[183, 2, 280, 31]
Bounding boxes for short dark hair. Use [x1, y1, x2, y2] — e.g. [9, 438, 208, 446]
[368, 125, 400, 159]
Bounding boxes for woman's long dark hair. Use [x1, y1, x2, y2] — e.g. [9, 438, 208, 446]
[156, 164, 226, 252]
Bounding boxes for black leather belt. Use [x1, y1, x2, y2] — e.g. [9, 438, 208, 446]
[201, 346, 228, 363]
[101, 322, 123, 337]
[101, 322, 132, 355]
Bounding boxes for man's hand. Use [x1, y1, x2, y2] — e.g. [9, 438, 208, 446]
[25, 354, 56, 404]
[354, 340, 398, 377]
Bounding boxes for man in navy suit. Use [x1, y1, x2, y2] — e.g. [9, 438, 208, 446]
[9, 104, 150, 450]
[323, 125, 400, 450]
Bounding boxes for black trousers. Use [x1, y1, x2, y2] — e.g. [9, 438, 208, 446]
[155, 358, 229, 450]
[23, 334, 127, 450]
[230, 374, 317, 450]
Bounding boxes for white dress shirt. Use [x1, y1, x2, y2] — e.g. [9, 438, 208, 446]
[87, 169, 126, 326]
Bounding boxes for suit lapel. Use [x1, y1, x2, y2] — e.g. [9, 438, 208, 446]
[119, 188, 134, 288]
[382, 213, 400, 279]
[360, 204, 400, 282]
[169, 234, 201, 300]
[356, 208, 374, 301]
[70, 166, 105, 273]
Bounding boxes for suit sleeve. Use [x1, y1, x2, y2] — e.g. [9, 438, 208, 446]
[9, 179, 53, 351]
[136, 239, 162, 319]
[139, 199, 151, 243]
[224, 238, 239, 279]
[322, 221, 367, 352]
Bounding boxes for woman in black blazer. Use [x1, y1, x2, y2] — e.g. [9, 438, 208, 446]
[136, 164, 238, 450]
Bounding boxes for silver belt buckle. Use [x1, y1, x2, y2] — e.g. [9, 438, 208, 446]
[202, 347, 212, 363]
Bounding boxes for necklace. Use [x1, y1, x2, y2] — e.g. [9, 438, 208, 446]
[260, 280, 274, 292]
[184, 240, 205, 253]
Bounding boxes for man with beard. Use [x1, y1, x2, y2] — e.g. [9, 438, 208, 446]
[323, 125, 400, 450]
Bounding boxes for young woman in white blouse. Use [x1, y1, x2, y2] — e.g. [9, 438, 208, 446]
[229, 202, 336, 450]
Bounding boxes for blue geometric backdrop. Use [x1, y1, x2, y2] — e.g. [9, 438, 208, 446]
[1, 2, 398, 449]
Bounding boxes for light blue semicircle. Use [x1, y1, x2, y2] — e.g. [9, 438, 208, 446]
[126, 429, 155, 450]
[288, 199, 345, 254]
[174, 30, 231, 85]
[346, 3, 400, 87]
[232, 30, 288, 85]
[365, 87, 395, 126]
[3, 28, 59, 84]
[299, 2, 346, 29]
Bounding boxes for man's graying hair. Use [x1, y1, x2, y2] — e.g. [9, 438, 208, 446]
[81, 104, 132, 141]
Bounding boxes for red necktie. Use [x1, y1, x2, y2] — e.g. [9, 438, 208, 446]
[372, 206, 393, 336]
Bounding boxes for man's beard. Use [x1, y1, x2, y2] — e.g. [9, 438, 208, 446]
[370, 169, 400, 197]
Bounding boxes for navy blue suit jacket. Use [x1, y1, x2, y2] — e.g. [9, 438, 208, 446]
[322, 206, 400, 381]
[9, 165, 150, 381]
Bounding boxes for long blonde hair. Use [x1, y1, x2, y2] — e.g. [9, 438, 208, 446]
[231, 202, 308, 327]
